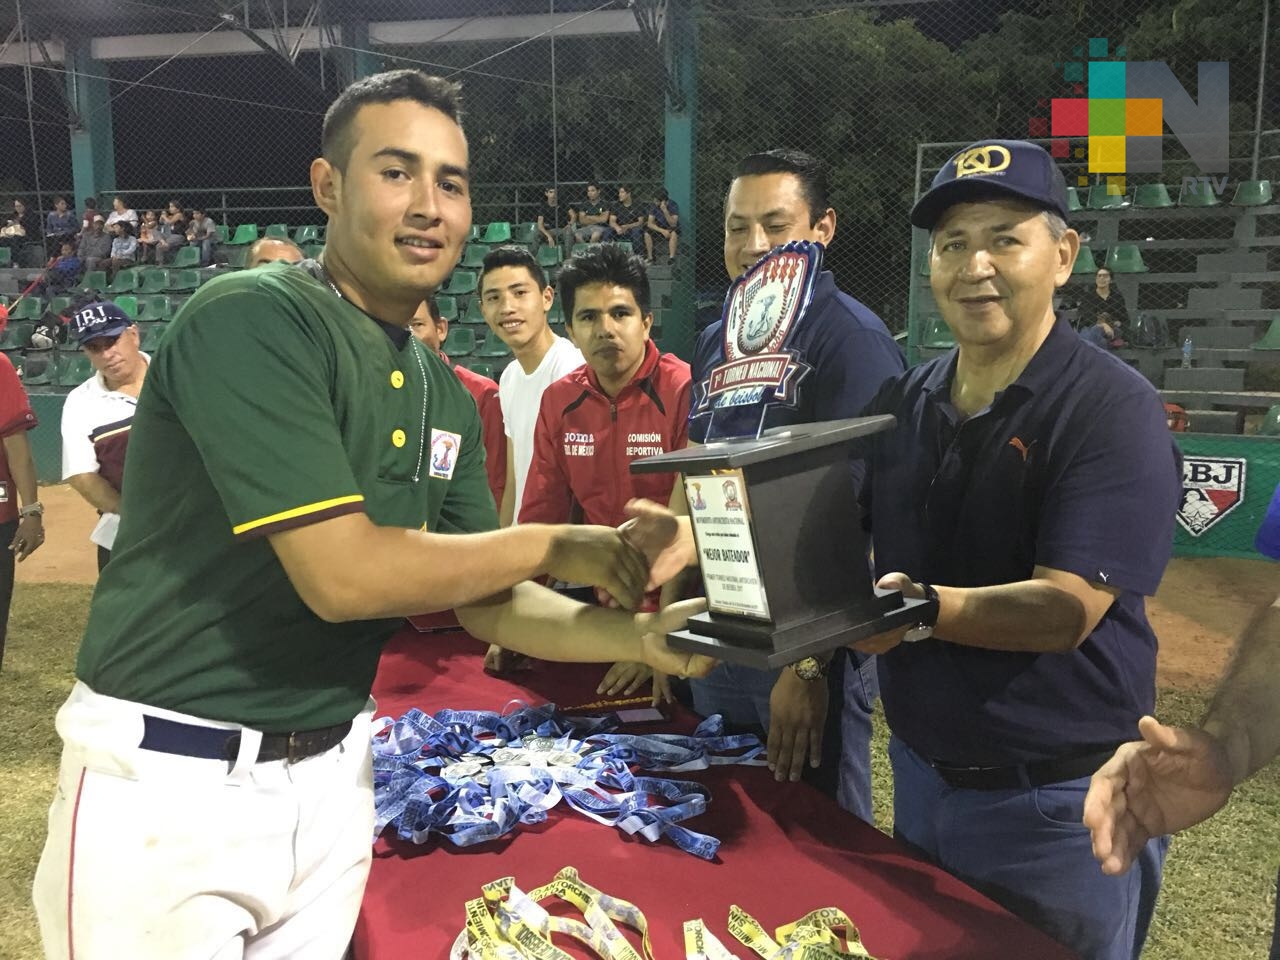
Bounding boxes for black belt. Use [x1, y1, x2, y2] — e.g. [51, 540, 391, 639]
[928, 747, 1119, 791]
[139, 714, 352, 765]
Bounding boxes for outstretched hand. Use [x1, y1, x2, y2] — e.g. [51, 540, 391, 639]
[1083, 715, 1235, 876]
[620, 498, 696, 591]
[636, 598, 715, 679]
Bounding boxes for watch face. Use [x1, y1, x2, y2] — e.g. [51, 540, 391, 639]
[792, 657, 823, 680]
[903, 624, 934, 643]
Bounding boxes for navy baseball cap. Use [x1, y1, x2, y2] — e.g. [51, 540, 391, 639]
[910, 139, 1070, 230]
[71, 301, 134, 345]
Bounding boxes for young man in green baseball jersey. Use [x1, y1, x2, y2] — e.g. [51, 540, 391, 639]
[33, 70, 706, 960]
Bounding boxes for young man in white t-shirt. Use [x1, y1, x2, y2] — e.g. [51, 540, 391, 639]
[480, 246, 584, 527]
[480, 246, 584, 673]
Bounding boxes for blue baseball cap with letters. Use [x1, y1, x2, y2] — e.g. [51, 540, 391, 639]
[910, 139, 1070, 230]
[71, 301, 134, 346]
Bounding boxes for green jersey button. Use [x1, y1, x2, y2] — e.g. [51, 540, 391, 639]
[391, 429, 407, 448]
[390, 370, 405, 389]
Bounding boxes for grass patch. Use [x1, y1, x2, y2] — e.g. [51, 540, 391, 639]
[1, 584, 1276, 958]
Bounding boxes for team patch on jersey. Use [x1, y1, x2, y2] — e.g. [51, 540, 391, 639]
[696, 241, 821, 418]
[429, 429, 462, 480]
[1176, 455, 1246, 536]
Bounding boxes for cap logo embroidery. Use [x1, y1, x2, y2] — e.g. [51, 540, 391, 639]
[955, 145, 1011, 178]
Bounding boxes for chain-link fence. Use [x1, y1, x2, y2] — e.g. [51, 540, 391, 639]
[0, 0, 1275, 340]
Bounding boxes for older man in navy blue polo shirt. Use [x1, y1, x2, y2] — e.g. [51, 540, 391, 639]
[851, 140, 1181, 960]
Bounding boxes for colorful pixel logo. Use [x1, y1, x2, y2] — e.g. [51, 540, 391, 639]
[1027, 38, 1228, 193]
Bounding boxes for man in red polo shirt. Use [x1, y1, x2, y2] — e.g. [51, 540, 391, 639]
[410, 297, 506, 510]
[0, 350, 44, 667]
[520, 245, 691, 694]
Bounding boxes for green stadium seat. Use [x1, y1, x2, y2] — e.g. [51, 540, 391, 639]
[1065, 187, 1084, 213]
[226, 224, 259, 245]
[1133, 184, 1173, 209]
[294, 225, 322, 244]
[1087, 186, 1127, 210]
[139, 269, 170, 294]
[81, 270, 108, 292]
[921, 314, 955, 349]
[547, 302, 565, 326]
[440, 270, 478, 297]
[1231, 180, 1273, 207]
[464, 360, 495, 380]
[1072, 246, 1099, 275]
[1178, 180, 1219, 207]
[468, 225, 482, 242]
[170, 245, 202, 268]
[549, 322, 566, 339]
[435, 295, 458, 322]
[476, 336, 513, 360]
[225, 246, 250, 269]
[48, 296, 74, 316]
[21, 351, 59, 387]
[537, 246, 564, 268]
[215, 224, 230, 243]
[512, 222, 538, 246]
[140, 323, 168, 352]
[0, 248, 11, 267]
[481, 222, 512, 244]
[1105, 244, 1148, 273]
[106, 268, 140, 294]
[139, 295, 174, 322]
[302, 243, 325, 260]
[58, 354, 94, 388]
[9, 298, 43, 321]
[59, 332, 82, 353]
[460, 245, 488, 270]
[0, 321, 34, 351]
[570, 243, 592, 258]
[443, 328, 476, 357]
[1258, 404, 1280, 437]
[918, 254, 931, 276]
[167, 269, 201, 292]
[112, 295, 139, 320]
[264, 224, 290, 240]
[462, 297, 486, 324]
[1252, 316, 1280, 351]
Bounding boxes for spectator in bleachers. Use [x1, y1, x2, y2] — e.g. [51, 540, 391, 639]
[155, 202, 188, 265]
[45, 197, 79, 251]
[60, 301, 148, 572]
[571, 182, 612, 245]
[0, 199, 40, 260]
[1077, 266, 1129, 333]
[185, 207, 218, 266]
[78, 215, 112, 276]
[480, 245, 584, 673]
[80, 197, 99, 233]
[1080, 310, 1123, 350]
[538, 186, 571, 253]
[644, 188, 679, 263]
[107, 221, 137, 279]
[609, 185, 646, 255]
[34, 241, 83, 297]
[410, 297, 506, 510]
[247, 237, 304, 268]
[136, 210, 160, 265]
[105, 196, 138, 232]
[520, 246, 690, 693]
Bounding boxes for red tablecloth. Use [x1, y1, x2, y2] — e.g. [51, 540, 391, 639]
[353, 630, 1076, 960]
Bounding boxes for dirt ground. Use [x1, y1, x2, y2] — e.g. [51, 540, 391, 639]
[18, 484, 1277, 691]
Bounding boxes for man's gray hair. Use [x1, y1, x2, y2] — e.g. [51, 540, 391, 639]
[1042, 211, 1068, 241]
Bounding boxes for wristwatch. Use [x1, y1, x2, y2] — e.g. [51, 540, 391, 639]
[790, 656, 828, 681]
[18, 500, 44, 519]
[902, 582, 941, 643]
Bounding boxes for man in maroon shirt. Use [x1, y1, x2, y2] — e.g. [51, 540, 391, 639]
[409, 298, 506, 510]
[0, 350, 44, 666]
[520, 245, 691, 694]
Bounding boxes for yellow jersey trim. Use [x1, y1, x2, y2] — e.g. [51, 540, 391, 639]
[232, 494, 365, 536]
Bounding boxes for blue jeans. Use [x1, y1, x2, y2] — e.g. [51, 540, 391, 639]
[889, 737, 1168, 960]
[689, 652, 878, 823]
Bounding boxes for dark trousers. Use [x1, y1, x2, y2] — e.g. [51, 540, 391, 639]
[0, 518, 16, 669]
[97, 546, 111, 573]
